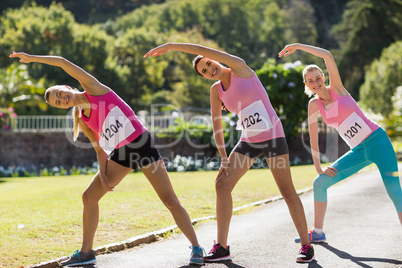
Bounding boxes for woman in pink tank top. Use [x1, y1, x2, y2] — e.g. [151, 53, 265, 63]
[145, 43, 314, 263]
[10, 52, 205, 266]
[279, 43, 402, 242]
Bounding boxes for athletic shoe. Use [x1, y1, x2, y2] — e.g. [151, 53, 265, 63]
[59, 250, 96, 267]
[296, 244, 315, 263]
[189, 246, 205, 266]
[204, 241, 231, 262]
[294, 228, 326, 243]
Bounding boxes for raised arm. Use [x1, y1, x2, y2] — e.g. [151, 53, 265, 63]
[278, 43, 348, 96]
[9, 52, 110, 96]
[144, 43, 253, 78]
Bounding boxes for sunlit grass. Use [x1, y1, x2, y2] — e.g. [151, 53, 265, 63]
[0, 164, 353, 267]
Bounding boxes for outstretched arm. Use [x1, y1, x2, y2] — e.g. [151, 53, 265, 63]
[9, 52, 110, 96]
[144, 42, 253, 78]
[278, 43, 348, 96]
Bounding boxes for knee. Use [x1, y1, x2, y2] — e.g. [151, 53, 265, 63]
[313, 175, 328, 192]
[82, 176, 101, 206]
[215, 176, 233, 196]
[82, 189, 98, 207]
[161, 195, 181, 211]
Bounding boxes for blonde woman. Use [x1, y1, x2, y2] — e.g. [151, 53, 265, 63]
[10, 52, 205, 266]
[278, 43, 402, 243]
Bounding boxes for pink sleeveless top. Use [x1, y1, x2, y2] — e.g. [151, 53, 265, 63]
[216, 71, 285, 143]
[81, 91, 147, 154]
[317, 87, 379, 148]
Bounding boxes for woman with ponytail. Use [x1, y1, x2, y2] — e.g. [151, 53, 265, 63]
[10, 52, 205, 266]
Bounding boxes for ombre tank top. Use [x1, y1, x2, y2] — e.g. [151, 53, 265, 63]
[317, 87, 379, 148]
[81, 91, 147, 154]
[215, 71, 285, 143]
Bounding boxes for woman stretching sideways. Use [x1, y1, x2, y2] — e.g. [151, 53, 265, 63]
[10, 51, 205, 266]
[145, 42, 315, 263]
[278, 43, 402, 243]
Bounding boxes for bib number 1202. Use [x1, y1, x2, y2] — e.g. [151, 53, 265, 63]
[241, 112, 262, 129]
[343, 122, 362, 139]
[100, 119, 123, 141]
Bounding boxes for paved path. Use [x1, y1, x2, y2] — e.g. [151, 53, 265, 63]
[88, 168, 401, 268]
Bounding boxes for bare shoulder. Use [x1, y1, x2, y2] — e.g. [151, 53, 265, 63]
[210, 82, 220, 94]
[308, 97, 319, 111]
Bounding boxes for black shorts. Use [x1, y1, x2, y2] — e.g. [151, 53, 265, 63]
[109, 131, 162, 170]
[232, 137, 289, 159]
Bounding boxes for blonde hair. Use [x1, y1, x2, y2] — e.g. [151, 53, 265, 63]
[302, 64, 324, 97]
[44, 85, 81, 141]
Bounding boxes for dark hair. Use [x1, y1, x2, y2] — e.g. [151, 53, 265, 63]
[192, 55, 204, 77]
[192, 55, 227, 111]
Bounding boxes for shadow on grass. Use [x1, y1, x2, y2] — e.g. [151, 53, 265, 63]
[317, 243, 402, 267]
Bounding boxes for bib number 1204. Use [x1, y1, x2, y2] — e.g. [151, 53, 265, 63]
[100, 119, 123, 141]
[343, 122, 362, 139]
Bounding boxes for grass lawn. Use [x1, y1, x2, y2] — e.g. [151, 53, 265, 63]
[0, 164, 350, 267]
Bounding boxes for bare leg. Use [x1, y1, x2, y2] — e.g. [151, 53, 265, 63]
[215, 152, 254, 248]
[313, 201, 327, 229]
[399, 212, 402, 225]
[266, 154, 310, 245]
[141, 160, 200, 246]
[81, 160, 133, 253]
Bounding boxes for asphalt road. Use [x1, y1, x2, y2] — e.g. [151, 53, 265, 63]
[85, 167, 401, 268]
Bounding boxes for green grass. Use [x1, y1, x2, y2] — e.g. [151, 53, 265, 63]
[0, 164, 355, 267]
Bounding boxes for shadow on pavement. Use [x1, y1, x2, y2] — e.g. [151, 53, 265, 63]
[306, 260, 324, 268]
[179, 260, 246, 268]
[317, 243, 402, 267]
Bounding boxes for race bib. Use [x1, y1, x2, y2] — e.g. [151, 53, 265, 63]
[236, 100, 273, 138]
[99, 106, 136, 154]
[338, 112, 372, 148]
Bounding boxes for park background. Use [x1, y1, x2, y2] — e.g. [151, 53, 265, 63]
[0, 0, 401, 267]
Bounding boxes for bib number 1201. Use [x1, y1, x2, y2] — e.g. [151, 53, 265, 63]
[100, 119, 123, 141]
[241, 112, 262, 129]
[343, 122, 362, 139]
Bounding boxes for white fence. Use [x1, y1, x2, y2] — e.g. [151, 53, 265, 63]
[7, 114, 198, 133]
[12, 115, 74, 132]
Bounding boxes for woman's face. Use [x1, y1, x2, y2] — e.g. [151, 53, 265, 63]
[46, 86, 76, 109]
[196, 57, 223, 80]
[304, 69, 325, 94]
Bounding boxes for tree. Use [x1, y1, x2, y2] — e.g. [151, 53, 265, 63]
[256, 59, 310, 140]
[331, 0, 402, 98]
[280, 0, 319, 65]
[309, 0, 348, 48]
[0, 63, 45, 114]
[360, 41, 402, 118]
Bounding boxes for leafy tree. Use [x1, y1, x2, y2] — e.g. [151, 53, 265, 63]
[109, 28, 220, 111]
[0, 63, 45, 114]
[0, 3, 75, 80]
[360, 41, 402, 118]
[280, 0, 319, 65]
[331, 0, 402, 98]
[256, 59, 310, 140]
[309, 0, 348, 48]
